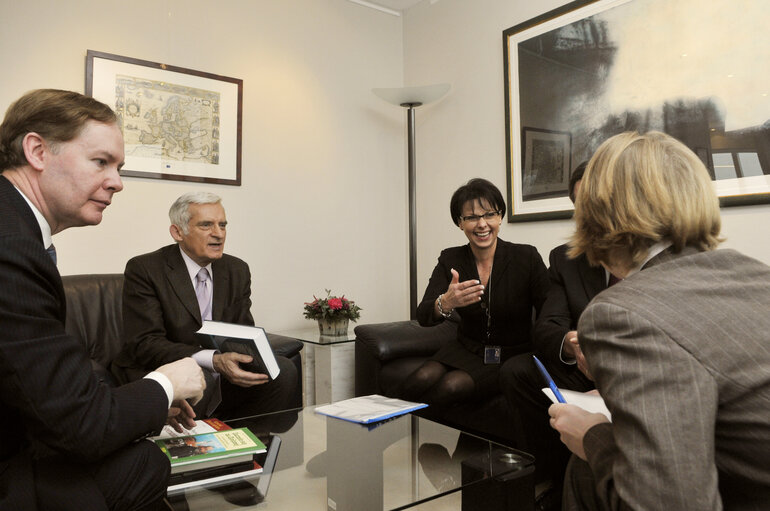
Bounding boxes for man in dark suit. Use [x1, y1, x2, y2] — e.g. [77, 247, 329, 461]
[0, 89, 205, 510]
[550, 131, 770, 510]
[112, 192, 297, 422]
[499, 162, 606, 508]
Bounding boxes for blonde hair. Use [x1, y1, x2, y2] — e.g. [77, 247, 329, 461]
[568, 131, 722, 269]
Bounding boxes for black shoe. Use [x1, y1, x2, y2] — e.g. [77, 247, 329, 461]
[211, 480, 259, 506]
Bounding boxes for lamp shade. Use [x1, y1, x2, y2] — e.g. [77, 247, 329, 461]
[372, 84, 450, 107]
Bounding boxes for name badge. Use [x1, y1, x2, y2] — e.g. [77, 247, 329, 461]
[484, 345, 501, 365]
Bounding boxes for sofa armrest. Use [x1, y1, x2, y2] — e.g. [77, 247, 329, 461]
[265, 333, 304, 359]
[354, 319, 457, 363]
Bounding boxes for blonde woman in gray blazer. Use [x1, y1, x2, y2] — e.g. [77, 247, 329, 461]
[549, 131, 770, 511]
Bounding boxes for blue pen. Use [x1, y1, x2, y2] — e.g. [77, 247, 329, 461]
[533, 355, 567, 403]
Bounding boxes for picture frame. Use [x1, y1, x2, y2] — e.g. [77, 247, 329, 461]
[503, 0, 770, 222]
[86, 50, 243, 186]
[521, 127, 571, 202]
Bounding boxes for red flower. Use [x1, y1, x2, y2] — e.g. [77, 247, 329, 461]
[328, 298, 343, 310]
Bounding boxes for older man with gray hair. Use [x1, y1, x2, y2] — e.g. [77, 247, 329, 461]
[112, 191, 297, 423]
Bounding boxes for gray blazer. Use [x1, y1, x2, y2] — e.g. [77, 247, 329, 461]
[578, 247, 770, 510]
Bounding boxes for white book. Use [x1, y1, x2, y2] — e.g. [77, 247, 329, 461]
[196, 321, 280, 379]
[315, 394, 428, 424]
[542, 388, 612, 421]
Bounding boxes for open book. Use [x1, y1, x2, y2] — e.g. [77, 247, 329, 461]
[196, 321, 280, 379]
[542, 388, 612, 421]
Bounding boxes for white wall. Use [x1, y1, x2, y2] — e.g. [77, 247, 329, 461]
[2, 0, 768, 330]
[0, 0, 410, 329]
[403, 0, 770, 290]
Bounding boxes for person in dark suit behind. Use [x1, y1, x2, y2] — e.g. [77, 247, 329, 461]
[499, 162, 608, 509]
[0, 89, 205, 510]
[550, 131, 770, 510]
[399, 178, 549, 405]
[112, 192, 297, 422]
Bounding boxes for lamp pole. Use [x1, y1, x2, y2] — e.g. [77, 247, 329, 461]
[404, 102, 420, 319]
[373, 84, 450, 320]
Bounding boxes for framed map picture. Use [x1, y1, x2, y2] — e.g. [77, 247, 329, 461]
[86, 50, 242, 186]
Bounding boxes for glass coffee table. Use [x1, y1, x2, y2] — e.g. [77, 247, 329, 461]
[165, 405, 534, 510]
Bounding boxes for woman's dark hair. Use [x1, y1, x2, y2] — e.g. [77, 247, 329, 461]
[449, 178, 506, 225]
[568, 161, 589, 203]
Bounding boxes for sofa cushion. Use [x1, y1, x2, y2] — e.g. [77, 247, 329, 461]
[62, 274, 125, 370]
[265, 333, 303, 360]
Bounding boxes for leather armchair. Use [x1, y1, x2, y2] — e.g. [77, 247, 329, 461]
[62, 273, 304, 407]
[354, 319, 522, 447]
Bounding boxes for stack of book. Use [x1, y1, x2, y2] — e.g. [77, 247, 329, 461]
[151, 419, 266, 492]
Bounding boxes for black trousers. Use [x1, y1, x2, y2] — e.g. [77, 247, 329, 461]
[34, 440, 169, 511]
[499, 353, 594, 487]
[202, 355, 298, 421]
[562, 455, 602, 511]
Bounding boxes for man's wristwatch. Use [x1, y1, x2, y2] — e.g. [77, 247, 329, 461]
[437, 294, 454, 319]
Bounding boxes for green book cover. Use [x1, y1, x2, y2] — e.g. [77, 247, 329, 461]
[155, 427, 266, 470]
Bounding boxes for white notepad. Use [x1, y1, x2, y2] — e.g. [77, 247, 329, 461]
[542, 388, 612, 421]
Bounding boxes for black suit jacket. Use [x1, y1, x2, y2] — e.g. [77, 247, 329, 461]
[416, 239, 549, 356]
[0, 176, 167, 509]
[112, 244, 253, 382]
[533, 243, 606, 369]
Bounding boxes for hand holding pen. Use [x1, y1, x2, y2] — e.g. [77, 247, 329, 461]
[533, 355, 567, 403]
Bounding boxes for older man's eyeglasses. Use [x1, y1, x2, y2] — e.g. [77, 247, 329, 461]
[460, 211, 502, 224]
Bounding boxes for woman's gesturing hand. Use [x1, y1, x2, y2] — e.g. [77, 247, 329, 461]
[441, 268, 484, 310]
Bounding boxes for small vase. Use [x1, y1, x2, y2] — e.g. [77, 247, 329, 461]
[317, 317, 349, 336]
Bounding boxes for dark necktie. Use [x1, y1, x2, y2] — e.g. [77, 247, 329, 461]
[608, 273, 622, 286]
[46, 244, 57, 266]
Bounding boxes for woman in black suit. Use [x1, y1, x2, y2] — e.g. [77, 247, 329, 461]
[401, 178, 549, 405]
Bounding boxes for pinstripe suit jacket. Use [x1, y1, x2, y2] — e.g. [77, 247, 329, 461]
[578, 247, 770, 510]
[0, 176, 168, 509]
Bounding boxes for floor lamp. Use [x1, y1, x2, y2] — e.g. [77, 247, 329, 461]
[372, 84, 450, 320]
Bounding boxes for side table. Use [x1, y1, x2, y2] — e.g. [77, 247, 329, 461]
[272, 327, 356, 405]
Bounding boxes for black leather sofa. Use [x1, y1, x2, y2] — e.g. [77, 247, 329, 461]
[61, 273, 304, 407]
[354, 318, 523, 448]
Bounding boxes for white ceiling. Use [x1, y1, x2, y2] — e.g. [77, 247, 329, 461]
[374, 0, 424, 10]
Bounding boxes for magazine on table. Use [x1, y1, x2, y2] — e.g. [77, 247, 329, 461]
[314, 394, 428, 424]
[149, 418, 231, 441]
